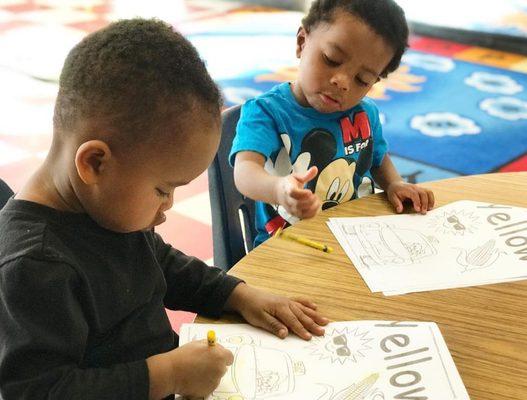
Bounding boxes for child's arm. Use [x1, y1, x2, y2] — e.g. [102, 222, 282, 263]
[154, 233, 243, 317]
[371, 154, 435, 214]
[0, 253, 234, 399]
[154, 235, 328, 342]
[234, 151, 321, 219]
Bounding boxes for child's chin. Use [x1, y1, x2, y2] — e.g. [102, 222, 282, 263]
[96, 216, 146, 233]
[314, 103, 342, 114]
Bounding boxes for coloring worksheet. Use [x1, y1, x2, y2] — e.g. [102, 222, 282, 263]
[178, 321, 469, 400]
[328, 200, 527, 295]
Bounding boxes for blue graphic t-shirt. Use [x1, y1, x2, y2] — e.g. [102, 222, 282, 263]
[230, 82, 388, 246]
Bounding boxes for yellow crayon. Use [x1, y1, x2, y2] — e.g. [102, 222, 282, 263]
[275, 228, 333, 253]
[207, 330, 216, 346]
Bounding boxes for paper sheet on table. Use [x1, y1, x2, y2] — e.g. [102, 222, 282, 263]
[382, 275, 527, 296]
[178, 321, 469, 400]
[328, 200, 527, 294]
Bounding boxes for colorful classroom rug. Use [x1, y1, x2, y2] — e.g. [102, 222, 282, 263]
[397, 0, 527, 39]
[396, 0, 527, 55]
[187, 9, 527, 184]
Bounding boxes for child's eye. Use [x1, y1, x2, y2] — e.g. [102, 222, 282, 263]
[156, 188, 170, 198]
[323, 54, 340, 67]
[355, 77, 368, 87]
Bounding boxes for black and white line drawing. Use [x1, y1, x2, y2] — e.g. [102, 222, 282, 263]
[329, 200, 527, 295]
[221, 334, 262, 347]
[307, 327, 374, 365]
[180, 320, 472, 400]
[427, 210, 480, 236]
[190, 334, 261, 347]
[343, 223, 437, 267]
[316, 373, 383, 400]
[211, 344, 305, 400]
[456, 239, 504, 272]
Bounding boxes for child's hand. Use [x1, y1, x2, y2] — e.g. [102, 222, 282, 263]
[226, 284, 329, 340]
[155, 340, 233, 398]
[386, 181, 435, 214]
[274, 166, 321, 219]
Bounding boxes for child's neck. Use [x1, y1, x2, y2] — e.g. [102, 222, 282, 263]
[290, 81, 310, 108]
[16, 158, 85, 214]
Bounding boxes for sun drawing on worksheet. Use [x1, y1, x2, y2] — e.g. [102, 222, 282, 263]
[306, 327, 374, 365]
[427, 209, 481, 236]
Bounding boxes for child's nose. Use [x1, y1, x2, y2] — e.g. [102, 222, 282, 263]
[330, 73, 349, 92]
[161, 192, 174, 212]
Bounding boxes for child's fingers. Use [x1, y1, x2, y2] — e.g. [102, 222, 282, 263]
[296, 196, 320, 211]
[275, 306, 312, 340]
[290, 304, 324, 336]
[295, 304, 329, 328]
[418, 190, 428, 214]
[289, 187, 313, 200]
[287, 191, 319, 219]
[406, 190, 422, 213]
[291, 297, 317, 310]
[217, 346, 234, 366]
[261, 313, 289, 339]
[285, 201, 307, 219]
[303, 203, 321, 219]
[388, 193, 404, 213]
[292, 166, 318, 184]
[427, 190, 435, 210]
[296, 196, 316, 207]
[298, 199, 321, 219]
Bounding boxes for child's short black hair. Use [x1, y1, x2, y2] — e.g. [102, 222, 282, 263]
[302, 0, 409, 78]
[53, 18, 221, 146]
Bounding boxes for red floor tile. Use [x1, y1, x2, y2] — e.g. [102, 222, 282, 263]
[166, 309, 196, 334]
[2, 2, 51, 13]
[154, 210, 213, 261]
[498, 153, 527, 172]
[173, 171, 209, 202]
[410, 36, 471, 57]
[0, 20, 34, 33]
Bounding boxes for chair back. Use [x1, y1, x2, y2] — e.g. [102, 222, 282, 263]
[0, 179, 13, 209]
[208, 105, 257, 270]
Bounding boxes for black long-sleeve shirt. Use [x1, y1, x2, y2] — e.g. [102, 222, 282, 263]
[0, 199, 242, 399]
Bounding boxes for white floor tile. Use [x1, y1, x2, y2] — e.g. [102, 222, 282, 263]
[171, 191, 212, 226]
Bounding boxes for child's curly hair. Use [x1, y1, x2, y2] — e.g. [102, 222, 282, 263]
[53, 18, 221, 145]
[302, 0, 409, 77]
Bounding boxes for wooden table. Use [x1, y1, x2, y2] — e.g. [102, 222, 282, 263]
[203, 172, 527, 400]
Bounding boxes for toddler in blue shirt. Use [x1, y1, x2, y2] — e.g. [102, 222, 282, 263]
[230, 0, 435, 246]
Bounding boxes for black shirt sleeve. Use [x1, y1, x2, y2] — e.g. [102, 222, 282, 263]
[0, 257, 149, 400]
[152, 233, 243, 318]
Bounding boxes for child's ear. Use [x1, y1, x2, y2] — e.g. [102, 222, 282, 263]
[74, 140, 112, 185]
[296, 26, 307, 58]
